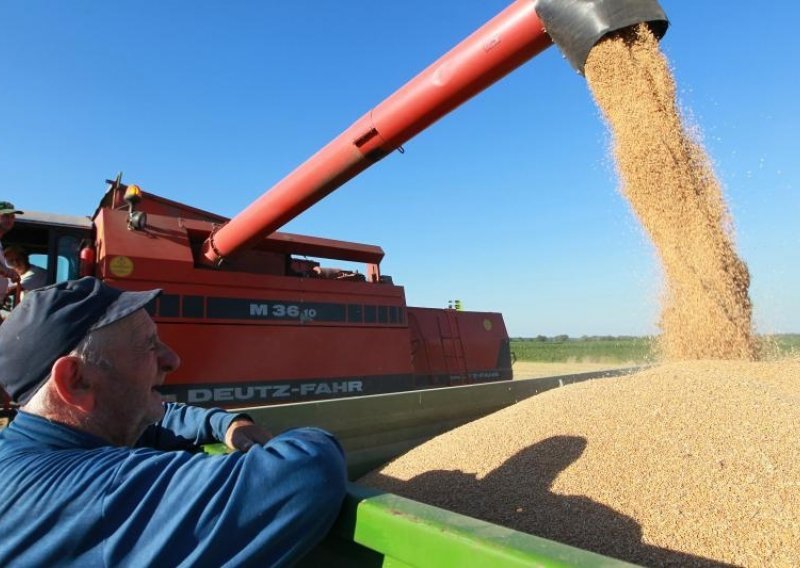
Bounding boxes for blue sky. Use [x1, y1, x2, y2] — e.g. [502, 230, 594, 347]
[2, 1, 798, 337]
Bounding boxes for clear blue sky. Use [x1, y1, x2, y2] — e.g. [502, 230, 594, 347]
[2, 1, 798, 337]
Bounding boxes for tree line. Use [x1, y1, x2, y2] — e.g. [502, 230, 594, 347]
[513, 335, 648, 343]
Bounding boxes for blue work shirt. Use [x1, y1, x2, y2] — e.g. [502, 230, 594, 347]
[0, 403, 347, 567]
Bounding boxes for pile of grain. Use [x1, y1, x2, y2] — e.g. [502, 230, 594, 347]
[360, 360, 800, 566]
[584, 25, 757, 360]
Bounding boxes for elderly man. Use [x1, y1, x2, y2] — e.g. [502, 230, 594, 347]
[0, 278, 347, 566]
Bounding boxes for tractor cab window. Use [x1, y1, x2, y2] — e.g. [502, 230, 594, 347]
[28, 253, 48, 272]
[54, 235, 81, 282]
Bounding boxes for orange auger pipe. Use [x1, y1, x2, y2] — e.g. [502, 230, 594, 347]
[201, 0, 551, 265]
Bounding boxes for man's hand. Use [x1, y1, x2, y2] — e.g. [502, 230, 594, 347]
[225, 419, 272, 452]
[3, 270, 19, 283]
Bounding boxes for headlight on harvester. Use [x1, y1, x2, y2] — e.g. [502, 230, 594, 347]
[124, 184, 147, 231]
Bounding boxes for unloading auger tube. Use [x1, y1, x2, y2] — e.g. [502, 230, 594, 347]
[200, 0, 668, 267]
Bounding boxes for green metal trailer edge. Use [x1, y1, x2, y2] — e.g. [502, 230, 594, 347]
[300, 483, 637, 567]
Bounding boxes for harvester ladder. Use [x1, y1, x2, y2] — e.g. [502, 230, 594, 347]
[439, 310, 468, 384]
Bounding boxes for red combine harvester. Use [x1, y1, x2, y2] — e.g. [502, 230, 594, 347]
[3, 0, 667, 410]
[6, 191, 511, 409]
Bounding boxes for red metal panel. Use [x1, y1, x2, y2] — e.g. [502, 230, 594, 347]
[409, 307, 511, 386]
[160, 323, 413, 385]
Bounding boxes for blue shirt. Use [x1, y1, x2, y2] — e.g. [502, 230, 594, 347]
[0, 404, 347, 567]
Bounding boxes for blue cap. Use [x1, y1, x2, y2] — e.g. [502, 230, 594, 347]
[0, 277, 161, 405]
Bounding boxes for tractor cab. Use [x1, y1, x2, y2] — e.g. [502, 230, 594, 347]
[3, 210, 92, 298]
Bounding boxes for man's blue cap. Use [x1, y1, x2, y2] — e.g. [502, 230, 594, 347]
[0, 277, 161, 405]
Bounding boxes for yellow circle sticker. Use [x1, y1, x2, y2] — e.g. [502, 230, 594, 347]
[109, 256, 134, 278]
[483, 319, 493, 331]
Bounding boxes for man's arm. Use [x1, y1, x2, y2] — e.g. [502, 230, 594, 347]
[136, 402, 267, 451]
[107, 427, 347, 567]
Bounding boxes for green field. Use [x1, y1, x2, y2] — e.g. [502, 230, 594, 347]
[760, 334, 800, 358]
[510, 334, 800, 363]
[510, 337, 654, 363]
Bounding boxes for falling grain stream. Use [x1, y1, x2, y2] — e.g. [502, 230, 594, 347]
[585, 25, 757, 361]
[361, 26, 798, 566]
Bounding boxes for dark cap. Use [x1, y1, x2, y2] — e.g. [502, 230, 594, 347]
[0, 277, 161, 405]
[0, 201, 23, 215]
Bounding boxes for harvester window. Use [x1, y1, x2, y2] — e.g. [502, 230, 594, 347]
[28, 254, 48, 273]
[54, 236, 81, 283]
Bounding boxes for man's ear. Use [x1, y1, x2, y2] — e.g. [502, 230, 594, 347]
[50, 356, 96, 412]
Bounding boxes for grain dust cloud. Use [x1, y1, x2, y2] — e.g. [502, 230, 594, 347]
[361, 25, 798, 567]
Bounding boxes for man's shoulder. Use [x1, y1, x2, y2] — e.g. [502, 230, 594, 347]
[0, 435, 129, 493]
[21, 265, 48, 288]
